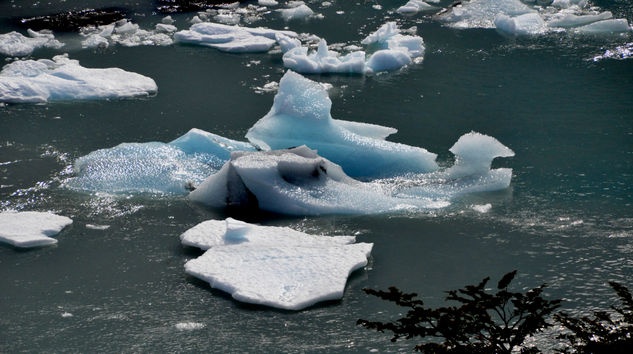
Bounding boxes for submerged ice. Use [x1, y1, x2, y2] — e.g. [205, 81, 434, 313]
[0, 211, 72, 248]
[64, 129, 255, 195]
[246, 70, 438, 177]
[182, 218, 372, 310]
[0, 54, 157, 103]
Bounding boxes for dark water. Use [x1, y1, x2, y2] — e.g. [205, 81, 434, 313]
[1, 1, 632, 352]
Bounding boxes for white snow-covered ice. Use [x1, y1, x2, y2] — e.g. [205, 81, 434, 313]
[182, 218, 373, 310]
[175, 22, 297, 53]
[279, 3, 315, 21]
[81, 19, 174, 48]
[397, 0, 437, 15]
[246, 70, 438, 177]
[64, 128, 255, 195]
[0, 54, 157, 103]
[0, 30, 64, 56]
[0, 211, 72, 248]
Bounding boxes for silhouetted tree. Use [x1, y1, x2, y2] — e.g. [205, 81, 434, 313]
[357, 271, 561, 353]
[555, 282, 633, 353]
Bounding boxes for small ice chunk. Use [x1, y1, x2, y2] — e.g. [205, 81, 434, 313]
[182, 218, 373, 310]
[0, 211, 72, 248]
[447, 131, 515, 178]
[175, 322, 205, 330]
[162, 16, 175, 25]
[471, 203, 492, 213]
[397, 0, 436, 15]
[155, 24, 177, 33]
[0, 30, 64, 56]
[574, 19, 632, 34]
[495, 13, 547, 36]
[0, 54, 157, 103]
[85, 224, 110, 230]
[279, 4, 315, 21]
[547, 12, 613, 29]
[362, 22, 425, 72]
[258, 0, 278, 6]
[82, 34, 109, 48]
[438, 0, 536, 29]
[61, 312, 73, 318]
[246, 71, 438, 177]
[281, 38, 368, 74]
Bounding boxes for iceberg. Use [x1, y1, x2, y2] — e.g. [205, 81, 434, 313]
[182, 218, 373, 310]
[279, 3, 315, 21]
[188, 146, 449, 215]
[64, 128, 255, 195]
[397, 0, 437, 15]
[0, 54, 157, 103]
[0, 30, 64, 56]
[279, 22, 425, 74]
[0, 211, 72, 248]
[495, 13, 548, 36]
[246, 70, 438, 177]
[175, 22, 297, 53]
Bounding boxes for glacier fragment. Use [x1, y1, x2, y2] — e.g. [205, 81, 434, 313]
[246, 70, 438, 177]
[64, 129, 255, 195]
[175, 22, 297, 53]
[182, 218, 372, 310]
[0, 54, 157, 103]
[0, 30, 64, 56]
[188, 146, 449, 215]
[0, 211, 72, 248]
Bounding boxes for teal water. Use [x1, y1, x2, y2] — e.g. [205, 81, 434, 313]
[1, 1, 632, 352]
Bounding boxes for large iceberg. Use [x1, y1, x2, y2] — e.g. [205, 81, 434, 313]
[175, 22, 297, 53]
[0, 54, 157, 103]
[0, 211, 72, 248]
[0, 30, 64, 56]
[182, 218, 372, 310]
[64, 129, 255, 195]
[188, 146, 449, 215]
[246, 70, 438, 177]
[279, 22, 425, 74]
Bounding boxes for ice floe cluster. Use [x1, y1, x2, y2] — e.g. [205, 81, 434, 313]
[0, 54, 157, 103]
[279, 21, 425, 74]
[0, 211, 72, 248]
[437, 0, 631, 36]
[80, 18, 176, 48]
[181, 217, 372, 310]
[0, 30, 64, 56]
[64, 70, 514, 215]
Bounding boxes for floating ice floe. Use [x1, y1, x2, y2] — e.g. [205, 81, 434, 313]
[397, 0, 438, 15]
[279, 2, 315, 21]
[188, 146, 449, 214]
[81, 19, 174, 49]
[246, 70, 437, 177]
[182, 218, 372, 310]
[175, 22, 297, 53]
[278, 22, 425, 74]
[0, 30, 64, 56]
[64, 128, 255, 195]
[258, 0, 278, 6]
[0, 54, 157, 103]
[175, 322, 205, 330]
[438, 0, 631, 36]
[0, 211, 72, 248]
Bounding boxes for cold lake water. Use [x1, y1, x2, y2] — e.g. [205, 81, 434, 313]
[1, 0, 632, 352]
